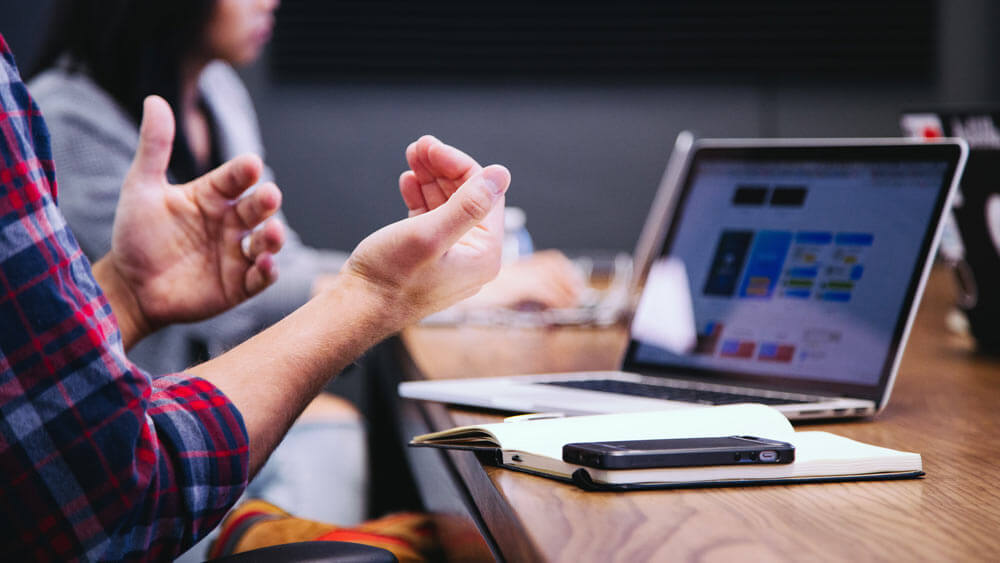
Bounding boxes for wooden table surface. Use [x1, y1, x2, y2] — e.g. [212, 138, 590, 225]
[399, 267, 1000, 562]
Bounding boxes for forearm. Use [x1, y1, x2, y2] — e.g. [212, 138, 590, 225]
[188, 273, 397, 475]
[92, 255, 152, 350]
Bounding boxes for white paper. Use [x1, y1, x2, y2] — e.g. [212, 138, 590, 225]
[630, 258, 696, 354]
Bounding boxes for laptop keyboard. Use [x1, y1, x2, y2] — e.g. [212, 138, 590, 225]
[539, 379, 808, 406]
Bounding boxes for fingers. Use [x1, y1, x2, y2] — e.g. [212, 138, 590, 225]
[519, 280, 578, 309]
[405, 135, 483, 210]
[532, 251, 588, 301]
[244, 218, 285, 259]
[234, 181, 282, 229]
[414, 169, 449, 211]
[426, 140, 480, 186]
[241, 219, 285, 296]
[128, 96, 175, 182]
[406, 135, 446, 185]
[193, 153, 264, 201]
[536, 274, 584, 308]
[417, 164, 510, 251]
[399, 171, 427, 217]
[485, 251, 586, 309]
[244, 252, 279, 297]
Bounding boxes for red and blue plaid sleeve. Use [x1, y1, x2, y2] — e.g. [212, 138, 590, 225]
[0, 36, 249, 561]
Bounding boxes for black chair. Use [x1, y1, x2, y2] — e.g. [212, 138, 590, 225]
[209, 541, 397, 563]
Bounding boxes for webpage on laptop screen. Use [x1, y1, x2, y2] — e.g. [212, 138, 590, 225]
[633, 158, 948, 386]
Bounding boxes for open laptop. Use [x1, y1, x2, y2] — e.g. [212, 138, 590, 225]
[400, 138, 968, 420]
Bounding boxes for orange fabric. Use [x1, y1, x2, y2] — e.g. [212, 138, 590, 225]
[314, 530, 413, 548]
[209, 499, 439, 563]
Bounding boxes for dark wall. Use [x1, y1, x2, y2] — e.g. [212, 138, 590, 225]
[1, 1, 48, 71]
[3, 0, 999, 253]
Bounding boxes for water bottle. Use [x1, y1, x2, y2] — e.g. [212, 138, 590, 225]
[503, 207, 534, 263]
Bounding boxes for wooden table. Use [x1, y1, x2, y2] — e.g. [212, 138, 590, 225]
[394, 267, 1000, 562]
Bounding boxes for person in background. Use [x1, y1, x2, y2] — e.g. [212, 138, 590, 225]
[29, 0, 584, 378]
[0, 29, 511, 558]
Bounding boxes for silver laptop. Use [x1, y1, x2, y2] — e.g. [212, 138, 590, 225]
[400, 138, 968, 420]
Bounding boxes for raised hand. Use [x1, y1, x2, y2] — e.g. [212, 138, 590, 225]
[399, 135, 483, 216]
[101, 96, 285, 344]
[399, 136, 585, 312]
[343, 157, 510, 329]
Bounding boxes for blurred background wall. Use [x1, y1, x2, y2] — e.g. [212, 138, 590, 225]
[3, 0, 999, 254]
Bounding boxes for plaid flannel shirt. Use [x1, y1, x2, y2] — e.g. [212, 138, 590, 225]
[0, 36, 249, 561]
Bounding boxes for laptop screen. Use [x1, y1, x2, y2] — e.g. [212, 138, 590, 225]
[624, 143, 963, 401]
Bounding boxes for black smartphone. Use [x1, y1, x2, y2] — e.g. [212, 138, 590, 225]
[562, 436, 795, 469]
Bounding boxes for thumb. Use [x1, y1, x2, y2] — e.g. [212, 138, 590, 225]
[421, 164, 510, 250]
[128, 95, 175, 182]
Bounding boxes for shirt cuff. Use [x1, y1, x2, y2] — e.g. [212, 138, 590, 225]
[148, 373, 250, 546]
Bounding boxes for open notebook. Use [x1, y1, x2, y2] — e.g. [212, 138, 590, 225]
[410, 404, 922, 491]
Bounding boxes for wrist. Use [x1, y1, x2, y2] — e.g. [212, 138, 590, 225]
[92, 256, 154, 350]
[318, 270, 411, 338]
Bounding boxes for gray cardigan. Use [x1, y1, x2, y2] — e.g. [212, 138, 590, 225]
[29, 62, 348, 374]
